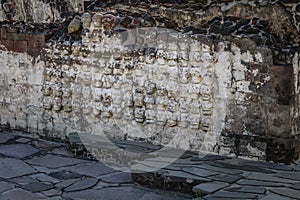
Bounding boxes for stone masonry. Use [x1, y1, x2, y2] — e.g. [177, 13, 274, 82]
[0, 0, 299, 163]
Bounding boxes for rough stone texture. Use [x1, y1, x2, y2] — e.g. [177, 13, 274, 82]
[0, 0, 299, 163]
[0, 131, 300, 199]
[0, 158, 36, 179]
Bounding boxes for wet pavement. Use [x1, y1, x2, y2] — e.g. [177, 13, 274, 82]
[0, 130, 300, 200]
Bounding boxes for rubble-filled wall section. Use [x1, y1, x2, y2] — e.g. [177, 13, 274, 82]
[1, 13, 295, 162]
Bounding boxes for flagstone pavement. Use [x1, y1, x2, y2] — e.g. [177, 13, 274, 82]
[0, 129, 300, 200]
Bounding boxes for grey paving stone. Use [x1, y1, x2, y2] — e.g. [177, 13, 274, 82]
[62, 187, 145, 200]
[0, 158, 36, 179]
[199, 164, 243, 175]
[55, 178, 79, 189]
[64, 177, 99, 192]
[139, 192, 186, 200]
[42, 189, 62, 197]
[0, 144, 39, 158]
[32, 140, 61, 148]
[192, 181, 230, 194]
[191, 154, 230, 161]
[209, 191, 258, 199]
[162, 170, 211, 182]
[237, 179, 287, 187]
[93, 181, 119, 189]
[64, 163, 116, 177]
[0, 181, 14, 193]
[225, 186, 266, 194]
[182, 167, 219, 177]
[51, 148, 74, 157]
[150, 148, 186, 158]
[114, 140, 162, 151]
[16, 138, 31, 143]
[209, 174, 243, 184]
[204, 161, 274, 174]
[247, 172, 296, 184]
[270, 188, 300, 199]
[44, 197, 63, 200]
[131, 163, 162, 172]
[0, 188, 44, 200]
[9, 176, 35, 185]
[136, 160, 176, 170]
[275, 171, 300, 181]
[242, 160, 294, 171]
[30, 173, 61, 183]
[259, 193, 293, 200]
[25, 154, 87, 168]
[49, 170, 83, 180]
[0, 133, 14, 144]
[99, 172, 131, 184]
[291, 182, 300, 190]
[20, 182, 54, 192]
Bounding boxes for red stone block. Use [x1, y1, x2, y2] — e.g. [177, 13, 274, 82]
[14, 40, 28, 53]
[0, 40, 14, 51]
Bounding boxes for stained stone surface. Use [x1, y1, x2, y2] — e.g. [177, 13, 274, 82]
[0, 130, 299, 199]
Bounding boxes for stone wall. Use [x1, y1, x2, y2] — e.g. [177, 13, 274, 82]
[0, 0, 299, 163]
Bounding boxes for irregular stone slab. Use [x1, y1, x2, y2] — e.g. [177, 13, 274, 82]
[225, 186, 266, 194]
[207, 174, 243, 184]
[259, 193, 293, 200]
[20, 182, 54, 192]
[55, 179, 79, 189]
[0, 188, 45, 200]
[25, 154, 87, 168]
[64, 163, 116, 177]
[199, 164, 243, 175]
[270, 188, 300, 199]
[209, 191, 258, 199]
[0, 158, 36, 179]
[49, 170, 83, 180]
[204, 161, 274, 174]
[16, 138, 31, 143]
[131, 163, 161, 173]
[62, 187, 145, 200]
[32, 140, 61, 148]
[51, 148, 74, 157]
[161, 170, 211, 182]
[139, 192, 187, 200]
[247, 172, 295, 184]
[30, 173, 61, 183]
[9, 176, 35, 185]
[237, 179, 287, 187]
[291, 182, 300, 190]
[191, 154, 231, 161]
[0, 181, 14, 193]
[242, 160, 294, 171]
[64, 177, 99, 192]
[0, 133, 14, 144]
[182, 167, 219, 177]
[0, 144, 39, 158]
[99, 172, 131, 184]
[275, 171, 300, 181]
[114, 139, 162, 151]
[192, 181, 230, 194]
[42, 189, 62, 197]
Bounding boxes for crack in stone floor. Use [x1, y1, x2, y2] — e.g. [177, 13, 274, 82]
[0, 129, 300, 200]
